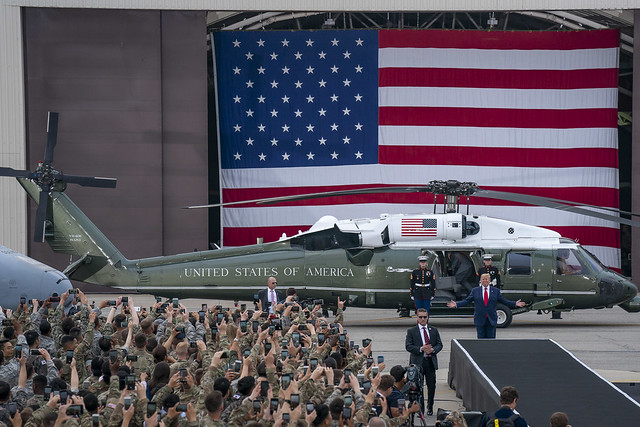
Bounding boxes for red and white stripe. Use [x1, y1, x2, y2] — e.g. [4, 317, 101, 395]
[220, 29, 621, 269]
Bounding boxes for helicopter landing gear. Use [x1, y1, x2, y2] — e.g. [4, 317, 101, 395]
[551, 311, 562, 319]
[398, 306, 412, 318]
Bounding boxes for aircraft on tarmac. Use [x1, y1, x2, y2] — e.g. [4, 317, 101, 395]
[1, 112, 639, 327]
[0, 244, 72, 309]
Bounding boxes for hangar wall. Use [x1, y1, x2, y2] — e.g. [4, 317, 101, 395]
[21, 8, 208, 271]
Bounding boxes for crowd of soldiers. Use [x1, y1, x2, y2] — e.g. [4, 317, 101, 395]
[0, 289, 421, 427]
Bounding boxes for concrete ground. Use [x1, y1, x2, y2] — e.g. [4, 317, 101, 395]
[85, 293, 640, 425]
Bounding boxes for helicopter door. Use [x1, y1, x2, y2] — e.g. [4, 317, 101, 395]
[552, 246, 596, 304]
[503, 250, 553, 299]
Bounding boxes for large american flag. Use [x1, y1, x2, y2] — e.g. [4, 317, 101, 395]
[213, 29, 621, 268]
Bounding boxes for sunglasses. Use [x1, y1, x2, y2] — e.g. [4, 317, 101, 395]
[417, 316, 428, 319]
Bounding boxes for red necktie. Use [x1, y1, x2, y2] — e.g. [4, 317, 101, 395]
[484, 287, 489, 306]
[422, 327, 430, 345]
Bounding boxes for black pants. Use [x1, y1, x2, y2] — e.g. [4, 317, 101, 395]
[420, 356, 436, 411]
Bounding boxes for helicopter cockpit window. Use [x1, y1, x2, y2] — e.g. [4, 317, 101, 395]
[556, 249, 588, 275]
[506, 252, 531, 276]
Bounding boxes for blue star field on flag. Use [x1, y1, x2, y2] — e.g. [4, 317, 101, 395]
[215, 30, 379, 169]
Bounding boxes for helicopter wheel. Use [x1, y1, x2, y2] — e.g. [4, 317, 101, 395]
[496, 303, 512, 328]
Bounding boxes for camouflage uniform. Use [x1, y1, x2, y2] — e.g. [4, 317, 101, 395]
[0, 359, 20, 388]
[129, 347, 155, 380]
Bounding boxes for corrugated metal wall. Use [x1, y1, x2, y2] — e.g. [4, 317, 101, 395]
[0, 4, 27, 253]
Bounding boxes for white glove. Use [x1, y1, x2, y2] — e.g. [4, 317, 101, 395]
[410, 296, 414, 301]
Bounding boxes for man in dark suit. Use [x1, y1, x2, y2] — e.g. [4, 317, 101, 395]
[447, 273, 526, 338]
[405, 308, 443, 416]
[257, 276, 283, 314]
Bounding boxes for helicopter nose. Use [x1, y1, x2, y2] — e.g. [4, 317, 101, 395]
[599, 277, 638, 306]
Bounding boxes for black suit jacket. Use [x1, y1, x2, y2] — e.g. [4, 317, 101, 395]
[405, 324, 443, 370]
[257, 288, 283, 311]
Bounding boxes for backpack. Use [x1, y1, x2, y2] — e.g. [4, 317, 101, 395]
[485, 412, 520, 427]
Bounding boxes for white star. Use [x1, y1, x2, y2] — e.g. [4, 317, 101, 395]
[318, 108, 327, 116]
[246, 137, 254, 145]
[257, 39, 265, 47]
[257, 95, 266, 103]
[294, 109, 303, 117]
[245, 52, 253, 60]
[343, 51, 351, 59]
[318, 80, 327, 87]
[355, 151, 363, 159]
[233, 39, 241, 48]
[343, 107, 351, 115]
[270, 138, 278, 146]
[282, 124, 290, 132]
[331, 38, 339, 46]
[306, 95, 314, 103]
[233, 95, 241, 103]
[233, 124, 241, 132]
[355, 65, 363, 73]
[343, 78, 351, 87]
[281, 39, 289, 47]
[331, 65, 339, 73]
[246, 80, 254, 88]
[355, 122, 363, 130]
[330, 151, 339, 159]
[270, 52, 278, 60]
[282, 66, 290, 74]
[318, 137, 327, 145]
[234, 152, 242, 160]
[246, 109, 254, 117]
[281, 95, 290, 103]
[306, 124, 315, 132]
[354, 94, 363, 102]
[294, 81, 303, 89]
[294, 51, 303, 60]
[318, 51, 327, 59]
[282, 152, 290, 160]
[355, 38, 364, 46]
[258, 153, 267, 161]
[257, 66, 265, 74]
[330, 123, 339, 131]
[294, 138, 303, 146]
[306, 39, 314, 47]
[306, 66, 314, 74]
[270, 109, 278, 117]
[330, 94, 339, 102]
[258, 124, 266, 132]
[343, 136, 351, 144]
[270, 80, 279, 88]
[307, 152, 315, 160]
[233, 66, 241, 74]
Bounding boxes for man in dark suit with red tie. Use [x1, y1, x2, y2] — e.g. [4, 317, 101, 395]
[447, 273, 526, 338]
[405, 308, 443, 416]
[257, 276, 283, 314]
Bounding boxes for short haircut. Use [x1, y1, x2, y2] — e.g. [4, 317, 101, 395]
[378, 375, 395, 392]
[550, 412, 569, 427]
[499, 386, 519, 405]
[329, 397, 344, 419]
[204, 390, 223, 413]
[32, 375, 48, 391]
[162, 393, 180, 410]
[113, 314, 126, 326]
[134, 333, 147, 349]
[61, 318, 75, 334]
[368, 417, 388, 427]
[313, 404, 330, 426]
[286, 287, 297, 296]
[323, 356, 337, 369]
[2, 326, 15, 339]
[40, 319, 52, 335]
[61, 335, 75, 348]
[0, 381, 10, 401]
[389, 365, 406, 382]
[213, 377, 231, 396]
[83, 393, 99, 412]
[50, 377, 68, 391]
[24, 330, 40, 346]
[416, 308, 428, 315]
[237, 376, 255, 395]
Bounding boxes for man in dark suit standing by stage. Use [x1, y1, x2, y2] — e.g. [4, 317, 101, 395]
[405, 308, 443, 416]
[257, 276, 283, 314]
[447, 273, 526, 338]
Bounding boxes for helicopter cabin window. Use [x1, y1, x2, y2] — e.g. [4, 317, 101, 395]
[556, 249, 587, 275]
[506, 252, 531, 276]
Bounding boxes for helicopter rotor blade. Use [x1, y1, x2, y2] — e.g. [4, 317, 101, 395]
[33, 190, 50, 243]
[43, 112, 59, 166]
[473, 189, 640, 228]
[183, 186, 427, 209]
[0, 167, 32, 178]
[62, 174, 117, 188]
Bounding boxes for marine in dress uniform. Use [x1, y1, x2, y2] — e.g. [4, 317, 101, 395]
[477, 254, 501, 288]
[410, 256, 436, 314]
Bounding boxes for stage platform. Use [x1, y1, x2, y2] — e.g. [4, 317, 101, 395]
[448, 339, 640, 426]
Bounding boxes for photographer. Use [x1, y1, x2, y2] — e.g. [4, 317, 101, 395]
[436, 410, 468, 427]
